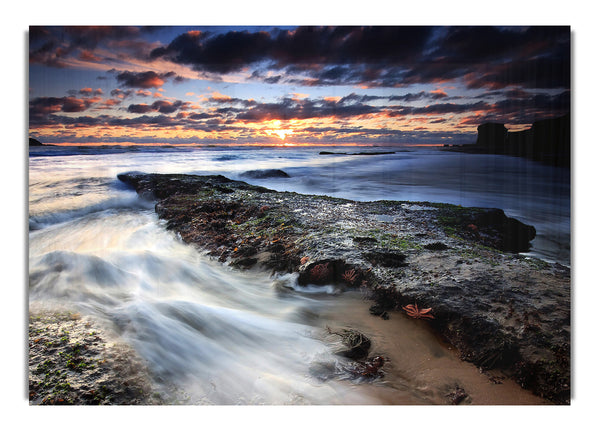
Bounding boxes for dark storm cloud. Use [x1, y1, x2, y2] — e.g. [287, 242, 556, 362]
[269, 26, 431, 65]
[29, 40, 69, 68]
[127, 100, 187, 114]
[432, 26, 569, 64]
[44, 113, 182, 129]
[487, 90, 571, 123]
[387, 101, 492, 117]
[149, 26, 569, 90]
[150, 30, 273, 74]
[235, 97, 381, 122]
[110, 89, 134, 99]
[150, 26, 432, 74]
[63, 26, 140, 48]
[206, 95, 257, 108]
[115, 71, 185, 89]
[29, 96, 94, 120]
[29, 25, 571, 94]
[264, 75, 282, 84]
[29, 26, 147, 68]
[388, 91, 448, 102]
[127, 103, 154, 114]
[188, 112, 219, 120]
[464, 57, 571, 90]
[152, 100, 187, 114]
[430, 26, 571, 90]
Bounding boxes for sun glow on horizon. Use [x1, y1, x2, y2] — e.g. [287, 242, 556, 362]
[264, 120, 294, 140]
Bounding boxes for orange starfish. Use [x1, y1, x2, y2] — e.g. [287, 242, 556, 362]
[402, 303, 435, 319]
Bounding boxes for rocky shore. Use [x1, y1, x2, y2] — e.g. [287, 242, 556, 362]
[114, 172, 570, 404]
[29, 308, 161, 405]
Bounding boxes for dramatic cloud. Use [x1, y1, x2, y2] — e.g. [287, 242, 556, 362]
[79, 87, 103, 96]
[150, 30, 274, 74]
[147, 26, 569, 90]
[234, 97, 381, 122]
[110, 89, 133, 99]
[127, 99, 188, 114]
[29, 26, 571, 146]
[29, 26, 148, 68]
[30, 96, 93, 117]
[150, 27, 432, 76]
[115, 70, 184, 89]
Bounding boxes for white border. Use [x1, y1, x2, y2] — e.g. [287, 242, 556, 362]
[5, 1, 596, 428]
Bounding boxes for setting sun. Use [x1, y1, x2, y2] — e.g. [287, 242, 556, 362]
[265, 120, 294, 140]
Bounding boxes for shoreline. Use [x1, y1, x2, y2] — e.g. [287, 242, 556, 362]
[28, 171, 570, 405]
[113, 172, 570, 404]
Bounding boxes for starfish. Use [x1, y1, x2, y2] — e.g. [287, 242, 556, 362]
[342, 269, 358, 285]
[402, 303, 435, 319]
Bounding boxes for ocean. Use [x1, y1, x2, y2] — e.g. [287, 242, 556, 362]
[28, 144, 570, 404]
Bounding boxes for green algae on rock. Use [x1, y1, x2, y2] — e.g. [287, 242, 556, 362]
[29, 310, 160, 405]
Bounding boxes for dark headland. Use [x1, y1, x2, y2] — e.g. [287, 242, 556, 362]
[445, 114, 570, 167]
[29, 137, 45, 146]
[116, 172, 570, 404]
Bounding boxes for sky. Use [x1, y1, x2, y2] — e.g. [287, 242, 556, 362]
[28, 25, 570, 146]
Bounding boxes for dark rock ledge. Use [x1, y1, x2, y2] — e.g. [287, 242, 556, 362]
[118, 172, 570, 404]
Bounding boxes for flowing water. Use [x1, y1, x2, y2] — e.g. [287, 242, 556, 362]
[28, 145, 567, 404]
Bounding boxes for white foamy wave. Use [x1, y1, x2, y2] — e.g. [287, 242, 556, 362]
[29, 195, 155, 230]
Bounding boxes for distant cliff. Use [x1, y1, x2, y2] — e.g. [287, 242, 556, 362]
[29, 138, 44, 146]
[448, 114, 570, 168]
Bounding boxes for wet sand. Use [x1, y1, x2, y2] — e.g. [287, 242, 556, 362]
[320, 292, 549, 405]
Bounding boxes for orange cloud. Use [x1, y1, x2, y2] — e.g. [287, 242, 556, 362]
[291, 92, 309, 100]
[211, 91, 232, 102]
[431, 88, 448, 98]
[99, 98, 121, 109]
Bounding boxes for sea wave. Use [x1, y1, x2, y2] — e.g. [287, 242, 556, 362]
[29, 195, 155, 230]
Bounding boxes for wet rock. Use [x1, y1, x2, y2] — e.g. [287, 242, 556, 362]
[424, 242, 449, 251]
[368, 304, 389, 320]
[434, 204, 536, 252]
[363, 250, 407, 267]
[117, 172, 570, 404]
[231, 257, 258, 269]
[297, 259, 351, 286]
[328, 328, 372, 360]
[29, 311, 159, 405]
[442, 315, 521, 369]
[118, 172, 272, 199]
[445, 386, 469, 405]
[352, 236, 378, 245]
[241, 169, 291, 179]
[472, 209, 536, 252]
